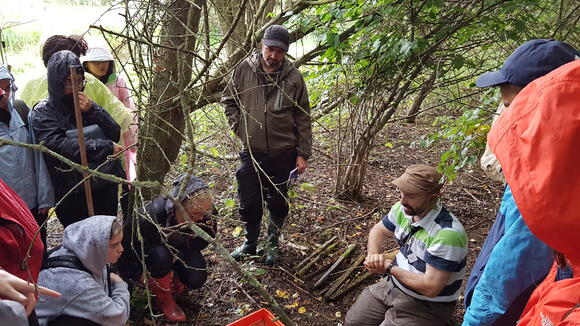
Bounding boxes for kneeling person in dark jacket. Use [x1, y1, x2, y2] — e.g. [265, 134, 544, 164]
[119, 174, 216, 322]
[30, 50, 124, 227]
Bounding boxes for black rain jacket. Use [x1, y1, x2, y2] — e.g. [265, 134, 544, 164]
[30, 50, 121, 198]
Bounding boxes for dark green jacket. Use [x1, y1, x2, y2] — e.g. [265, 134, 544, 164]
[222, 52, 312, 159]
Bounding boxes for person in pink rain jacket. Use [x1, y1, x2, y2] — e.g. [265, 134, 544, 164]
[81, 47, 138, 181]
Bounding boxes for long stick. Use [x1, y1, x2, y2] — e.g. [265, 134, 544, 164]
[70, 66, 94, 216]
[314, 243, 356, 288]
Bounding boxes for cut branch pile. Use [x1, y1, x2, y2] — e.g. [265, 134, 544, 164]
[292, 239, 399, 300]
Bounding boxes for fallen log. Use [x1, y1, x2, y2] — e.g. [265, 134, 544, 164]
[313, 243, 357, 289]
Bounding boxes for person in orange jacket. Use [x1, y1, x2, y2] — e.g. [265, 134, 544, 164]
[487, 59, 580, 326]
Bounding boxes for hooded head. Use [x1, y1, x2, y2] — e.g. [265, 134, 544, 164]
[61, 215, 120, 278]
[47, 50, 85, 107]
[0, 65, 17, 112]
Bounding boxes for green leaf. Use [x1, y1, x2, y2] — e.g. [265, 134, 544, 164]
[300, 182, 316, 192]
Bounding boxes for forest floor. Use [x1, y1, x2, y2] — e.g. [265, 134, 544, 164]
[47, 116, 504, 326]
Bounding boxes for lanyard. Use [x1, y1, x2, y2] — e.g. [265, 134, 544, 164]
[398, 225, 422, 247]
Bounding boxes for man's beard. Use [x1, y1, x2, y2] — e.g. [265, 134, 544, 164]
[403, 204, 428, 217]
[265, 58, 282, 69]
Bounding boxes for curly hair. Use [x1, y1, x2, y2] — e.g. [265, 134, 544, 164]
[42, 35, 89, 67]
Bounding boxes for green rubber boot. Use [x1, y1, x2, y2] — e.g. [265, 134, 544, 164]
[264, 215, 285, 266]
[231, 224, 259, 261]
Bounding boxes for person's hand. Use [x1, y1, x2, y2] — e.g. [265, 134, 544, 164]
[0, 270, 60, 315]
[296, 156, 308, 174]
[38, 207, 50, 215]
[78, 92, 93, 112]
[109, 273, 124, 284]
[113, 143, 124, 155]
[364, 254, 391, 274]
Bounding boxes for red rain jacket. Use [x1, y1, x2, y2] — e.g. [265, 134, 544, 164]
[488, 60, 580, 325]
[0, 179, 44, 282]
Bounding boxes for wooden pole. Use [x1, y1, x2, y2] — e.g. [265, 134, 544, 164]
[69, 66, 94, 216]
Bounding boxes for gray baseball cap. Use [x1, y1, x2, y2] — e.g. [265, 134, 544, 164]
[263, 25, 289, 52]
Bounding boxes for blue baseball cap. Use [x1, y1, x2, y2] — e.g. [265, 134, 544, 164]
[476, 39, 579, 88]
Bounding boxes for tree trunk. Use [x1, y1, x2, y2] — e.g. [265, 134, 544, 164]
[406, 71, 437, 123]
[138, 0, 205, 199]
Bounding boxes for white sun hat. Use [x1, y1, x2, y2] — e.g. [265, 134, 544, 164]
[80, 47, 114, 63]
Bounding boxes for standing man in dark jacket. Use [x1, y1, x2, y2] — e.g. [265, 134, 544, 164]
[30, 50, 123, 227]
[221, 25, 312, 265]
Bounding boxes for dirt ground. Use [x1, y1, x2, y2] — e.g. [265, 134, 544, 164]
[47, 118, 504, 325]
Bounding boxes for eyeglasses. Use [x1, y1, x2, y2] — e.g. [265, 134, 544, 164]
[62, 78, 86, 90]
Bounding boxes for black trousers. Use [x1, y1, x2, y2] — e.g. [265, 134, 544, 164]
[48, 315, 99, 326]
[145, 245, 207, 289]
[236, 149, 296, 227]
[55, 186, 118, 228]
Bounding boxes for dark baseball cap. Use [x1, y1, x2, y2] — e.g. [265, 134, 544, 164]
[263, 25, 289, 52]
[476, 39, 579, 88]
[392, 165, 443, 195]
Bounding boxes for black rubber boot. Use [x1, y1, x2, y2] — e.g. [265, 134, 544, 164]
[264, 215, 285, 266]
[231, 223, 259, 261]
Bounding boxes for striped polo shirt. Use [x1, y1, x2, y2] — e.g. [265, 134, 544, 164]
[382, 201, 468, 302]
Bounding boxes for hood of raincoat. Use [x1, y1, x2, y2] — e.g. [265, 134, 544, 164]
[47, 50, 85, 106]
[58, 215, 116, 280]
[0, 65, 17, 113]
[488, 59, 580, 263]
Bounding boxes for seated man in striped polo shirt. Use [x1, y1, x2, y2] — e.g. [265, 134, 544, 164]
[345, 165, 468, 326]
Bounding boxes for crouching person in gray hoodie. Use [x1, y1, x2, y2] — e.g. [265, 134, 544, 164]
[36, 215, 129, 326]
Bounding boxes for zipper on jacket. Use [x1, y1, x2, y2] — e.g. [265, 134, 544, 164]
[264, 95, 270, 153]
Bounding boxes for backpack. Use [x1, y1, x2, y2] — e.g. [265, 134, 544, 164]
[13, 99, 30, 130]
[42, 246, 113, 295]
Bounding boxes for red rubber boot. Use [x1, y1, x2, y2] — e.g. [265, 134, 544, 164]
[172, 274, 187, 296]
[148, 272, 186, 322]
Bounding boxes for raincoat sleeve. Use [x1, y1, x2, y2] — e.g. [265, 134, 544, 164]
[84, 74, 132, 135]
[462, 187, 553, 326]
[28, 112, 54, 209]
[18, 76, 49, 109]
[83, 103, 121, 143]
[292, 72, 312, 159]
[221, 68, 241, 133]
[114, 75, 134, 110]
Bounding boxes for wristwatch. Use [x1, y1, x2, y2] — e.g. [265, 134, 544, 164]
[386, 263, 395, 275]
